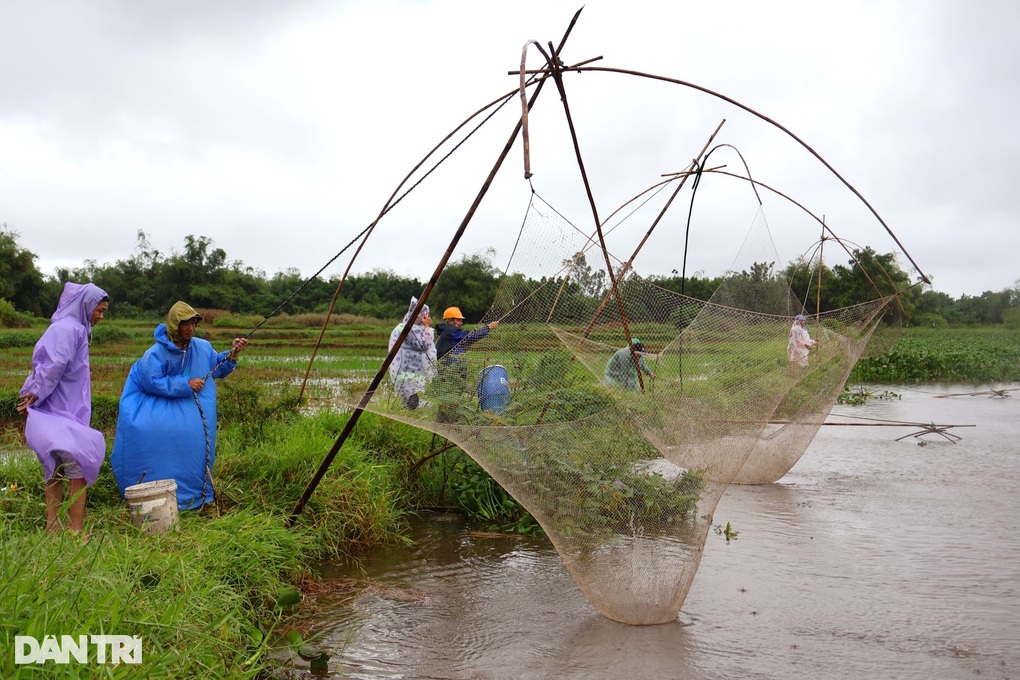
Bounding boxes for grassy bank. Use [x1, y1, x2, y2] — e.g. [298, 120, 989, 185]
[0, 405, 445, 678]
[0, 312, 441, 677]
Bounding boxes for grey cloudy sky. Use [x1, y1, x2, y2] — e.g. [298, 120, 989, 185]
[1, 0, 1016, 300]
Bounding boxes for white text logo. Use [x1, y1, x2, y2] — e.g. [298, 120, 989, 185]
[14, 635, 142, 665]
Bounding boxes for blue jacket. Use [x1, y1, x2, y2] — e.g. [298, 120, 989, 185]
[436, 322, 491, 362]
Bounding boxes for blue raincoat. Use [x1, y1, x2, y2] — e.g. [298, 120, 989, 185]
[20, 282, 108, 485]
[111, 308, 238, 510]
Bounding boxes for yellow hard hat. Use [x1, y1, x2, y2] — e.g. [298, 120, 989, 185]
[443, 306, 465, 320]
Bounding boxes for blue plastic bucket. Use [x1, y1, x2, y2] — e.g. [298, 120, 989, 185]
[477, 365, 511, 414]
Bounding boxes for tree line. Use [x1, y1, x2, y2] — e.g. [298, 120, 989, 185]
[2, 226, 1018, 328]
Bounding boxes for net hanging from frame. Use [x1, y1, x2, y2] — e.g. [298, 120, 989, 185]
[321, 190, 895, 625]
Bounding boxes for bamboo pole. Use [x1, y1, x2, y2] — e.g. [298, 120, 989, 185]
[286, 9, 585, 526]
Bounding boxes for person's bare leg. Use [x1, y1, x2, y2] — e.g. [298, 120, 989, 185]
[44, 477, 63, 533]
[67, 478, 87, 533]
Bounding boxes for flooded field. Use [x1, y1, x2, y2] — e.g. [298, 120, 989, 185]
[289, 384, 1020, 679]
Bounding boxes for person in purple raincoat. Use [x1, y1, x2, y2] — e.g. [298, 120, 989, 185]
[17, 282, 109, 533]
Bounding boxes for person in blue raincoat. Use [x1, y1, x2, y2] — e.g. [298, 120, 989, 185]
[18, 282, 109, 533]
[387, 297, 436, 409]
[111, 301, 247, 510]
[604, 338, 655, 391]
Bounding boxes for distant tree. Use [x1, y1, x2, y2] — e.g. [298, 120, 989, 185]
[826, 247, 919, 320]
[710, 260, 794, 314]
[565, 251, 606, 299]
[782, 257, 839, 314]
[645, 270, 721, 302]
[1003, 284, 1020, 329]
[337, 269, 426, 319]
[490, 272, 533, 318]
[946, 289, 1014, 326]
[912, 288, 954, 326]
[14, 228, 1015, 330]
[0, 224, 47, 315]
[85, 230, 163, 316]
[155, 235, 228, 306]
[432, 251, 501, 321]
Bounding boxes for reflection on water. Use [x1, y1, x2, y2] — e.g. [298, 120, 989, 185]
[286, 385, 1020, 679]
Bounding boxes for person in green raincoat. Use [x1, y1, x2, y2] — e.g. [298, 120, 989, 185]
[603, 338, 655, 391]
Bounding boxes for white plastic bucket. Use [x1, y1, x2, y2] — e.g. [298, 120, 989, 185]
[124, 479, 179, 534]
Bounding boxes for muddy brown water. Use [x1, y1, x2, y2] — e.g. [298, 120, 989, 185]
[286, 384, 1020, 679]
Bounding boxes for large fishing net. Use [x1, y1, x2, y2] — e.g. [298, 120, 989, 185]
[321, 189, 896, 625]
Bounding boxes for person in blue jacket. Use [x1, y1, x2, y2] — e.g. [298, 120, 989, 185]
[435, 306, 498, 422]
[436, 306, 498, 363]
[111, 301, 247, 510]
[436, 306, 498, 384]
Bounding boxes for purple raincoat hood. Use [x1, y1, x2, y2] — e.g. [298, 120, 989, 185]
[51, 282, 109, 328]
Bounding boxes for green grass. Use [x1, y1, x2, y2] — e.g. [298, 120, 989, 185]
[0, 447, 312, 678]
[0, 404, 434, 677]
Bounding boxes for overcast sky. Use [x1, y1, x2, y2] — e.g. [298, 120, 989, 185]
[1, 0, 1016, 300]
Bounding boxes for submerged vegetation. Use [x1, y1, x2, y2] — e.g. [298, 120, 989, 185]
[836, 386, 902, 406]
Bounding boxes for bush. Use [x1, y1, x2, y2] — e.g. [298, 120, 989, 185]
[91, 394, 121, 432]
[193, 307, 232, 324]
[0, 392, 16, 420]
[212, 314, 263, 329]
[909, 312, 948, 328]
[0, 330, 39, 349]
[1004, 307, 1020, 330]
[91, 323, 131, 344]
[0, 299, 34, 329]
[268, 312, 383, 328]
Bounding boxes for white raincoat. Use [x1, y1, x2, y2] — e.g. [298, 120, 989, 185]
[787, 317, 817, 367]
[388, 297, 436, 406]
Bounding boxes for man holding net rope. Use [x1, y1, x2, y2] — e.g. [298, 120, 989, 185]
[435, 306, 499, 422]
[436, 307, 499, 386]
[110, 301, 247, 511]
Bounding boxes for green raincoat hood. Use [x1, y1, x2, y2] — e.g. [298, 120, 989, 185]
[165, 301, 202, 345]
